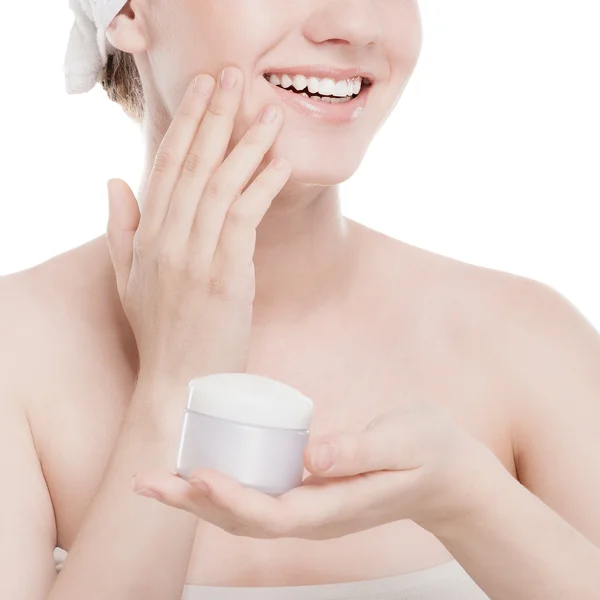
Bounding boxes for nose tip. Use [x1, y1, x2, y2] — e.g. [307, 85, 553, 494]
[304, 0, 382, 49]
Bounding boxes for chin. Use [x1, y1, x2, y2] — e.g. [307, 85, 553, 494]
[270, 137, 368, 186]
[287, 161, 360, 186]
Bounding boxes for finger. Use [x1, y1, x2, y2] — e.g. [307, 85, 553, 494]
[140, 74, 216, 237]
[191, 104, 284, 257]
[106, 178, 140, 303]
[212, 156, 291, 274]
[162, 66, 244, 247]
[187, 470, 290, 537]
[132, 471, 211, 512]
[305, 414, 420, 478]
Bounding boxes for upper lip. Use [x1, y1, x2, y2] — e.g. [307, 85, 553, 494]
[263, 65, 375, 84]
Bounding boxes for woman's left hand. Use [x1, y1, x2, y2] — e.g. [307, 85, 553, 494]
[132, 403, 506, 539]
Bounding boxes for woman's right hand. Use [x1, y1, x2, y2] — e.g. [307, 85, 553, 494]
[105, 66, 289, 387]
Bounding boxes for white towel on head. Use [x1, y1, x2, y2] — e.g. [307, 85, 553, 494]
[64, 0, 129, 94]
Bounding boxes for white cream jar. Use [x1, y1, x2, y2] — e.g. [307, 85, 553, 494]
[176, 373, 314, 496]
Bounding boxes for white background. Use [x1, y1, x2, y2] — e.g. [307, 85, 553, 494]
[1, 1, 599, 328]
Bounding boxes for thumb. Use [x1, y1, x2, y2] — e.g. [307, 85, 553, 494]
[305, 415, 411, 478]
[106, 178, 140, 303]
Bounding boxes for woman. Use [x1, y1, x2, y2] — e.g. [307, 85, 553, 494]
[1, 1, 599, 599]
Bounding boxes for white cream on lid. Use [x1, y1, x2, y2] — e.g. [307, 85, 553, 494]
[187, 373, 314, 431]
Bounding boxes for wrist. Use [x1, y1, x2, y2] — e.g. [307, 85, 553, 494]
[125, 375, 189, 436]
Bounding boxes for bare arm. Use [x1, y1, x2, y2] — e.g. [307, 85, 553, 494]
[433, 460, 600, 599]
[47, 377, 199, 600]
[430, 278, 600, 599]
[0, 281, 196, 600]
[0, 285, 197, 600]
[0, 379, 58, 600]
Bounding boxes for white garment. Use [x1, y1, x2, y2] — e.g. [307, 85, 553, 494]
[181, 560, 491, 600]
[54, 549, 490, 600]
[64, 0, 128, 94]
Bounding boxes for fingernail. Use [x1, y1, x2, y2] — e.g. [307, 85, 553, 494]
[271, 157, 289, 171]
[271, 158, 290, 171]
[135, 488, 161, 500]
[260, 105, 278, 124]
[313, 443, 336, 471]
[193, 75, 214, 96]
[220, 67, 238, 89]
[189, 478, 211, 495]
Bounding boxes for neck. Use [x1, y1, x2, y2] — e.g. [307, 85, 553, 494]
[137, 128, 359, 327]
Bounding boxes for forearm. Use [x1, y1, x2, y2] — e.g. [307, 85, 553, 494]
[431, 467, 600, 600]
[48, 378, 197, 600]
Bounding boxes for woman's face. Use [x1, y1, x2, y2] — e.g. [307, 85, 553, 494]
[141, 0, 422, 185]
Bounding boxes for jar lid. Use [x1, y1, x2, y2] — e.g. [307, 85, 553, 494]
[187, 373, 314, 430]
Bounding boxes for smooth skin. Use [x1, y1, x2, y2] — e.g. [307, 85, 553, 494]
[1, 1, 600, 600]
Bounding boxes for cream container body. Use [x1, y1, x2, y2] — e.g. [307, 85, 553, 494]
[176, 373, 314, 496]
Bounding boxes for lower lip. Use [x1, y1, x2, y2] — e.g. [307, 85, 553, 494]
[264, 79, 371, 124]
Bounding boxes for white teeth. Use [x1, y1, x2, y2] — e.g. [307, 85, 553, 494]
[317, 96, 352, 104]
[333, 80, 350, 97]
[308, 77, 321, 94]
[318, 78, 336, 96]
[265, 72, 365, 98]
[300, 92, 309, 97]
[292, 75, 308, 92]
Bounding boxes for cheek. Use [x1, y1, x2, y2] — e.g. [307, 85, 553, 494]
[157, 4, 275, 113]
[380, 0, 423, 74]
[172, 0, 279, 63]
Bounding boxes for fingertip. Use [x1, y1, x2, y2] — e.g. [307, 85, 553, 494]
[133, 471, 192, 496]
[135, 488, 162, 500]
[192, 74, 216, 96]
[107, 178, 120, 195]
[308, 441, 338, 473]
[188, 478, 211, 496]
[187, 467, 220, 483]
[186, 469, 236, 498]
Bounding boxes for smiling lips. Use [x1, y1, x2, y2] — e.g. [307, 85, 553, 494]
[264, 76, 372, 123]
[264, 73, 364, 100]
[261, 66, 374, 122]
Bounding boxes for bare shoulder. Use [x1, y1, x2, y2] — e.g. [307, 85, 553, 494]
[353, 219, 600, 396]
[359, 227, 600, 549]
[0, 237, 139, 546]
[2, 235, 121, 324]
[356, 220, 598, 346]
[0, 235, 136, 418]
[366, 220, 600, 408]
[0, 237, 141, 566]
[428, 249, 600, 388]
